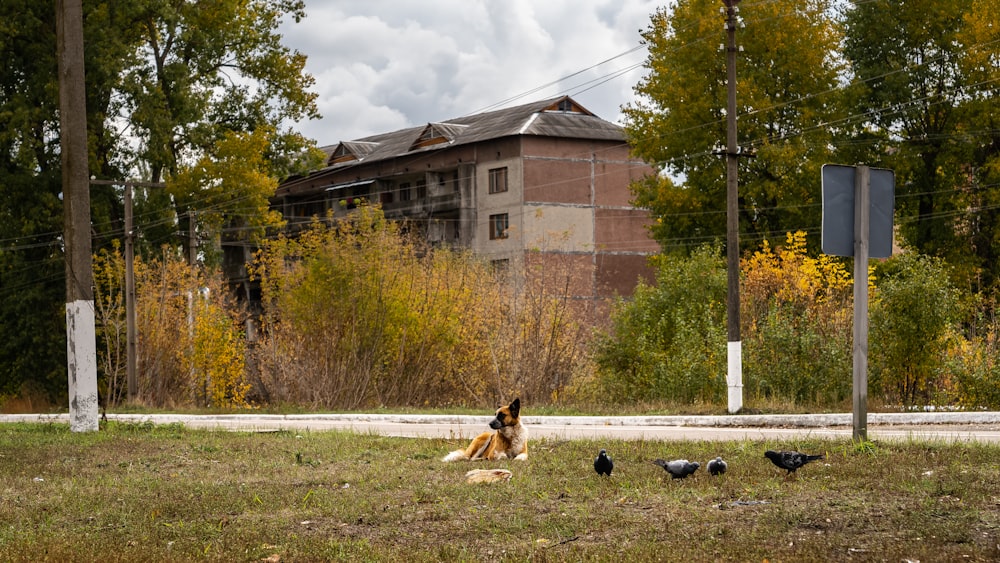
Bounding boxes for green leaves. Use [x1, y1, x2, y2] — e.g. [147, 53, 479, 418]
[843, 0, 1000, 287]
[595, 244, 728, 403]
[624, 0, 843, 254]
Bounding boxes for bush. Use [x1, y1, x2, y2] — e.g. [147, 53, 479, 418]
[93, 243, 127, 406]
[869, 253, 960, 407]
[594, 244, 727, 403]
[742, 232, 853, 406]
[94, 247, 250, 408]
[947, 293, 1000, 409]
[249, 205, 589, 409]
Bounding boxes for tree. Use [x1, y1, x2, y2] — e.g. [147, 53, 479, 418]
[116, 0, 322, 259]
[0, 1, 68, 403]
[958, 1, 1000, 292]
[842, 0, 1000, 291]
[0, 0, 321, 405]
[118, 0, 320, 182]
[623, 0, 846, 254]
[168, 128, 286, 267]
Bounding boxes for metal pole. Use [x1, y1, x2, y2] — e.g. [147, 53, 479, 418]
[57, 0, 99, 432]
[853, 165, 871, 441]
[723, 0, 743, 413]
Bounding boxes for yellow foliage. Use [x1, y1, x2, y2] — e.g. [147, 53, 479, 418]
[249, 205, 589, 408]
[742, 231, 854, 329]
[186, 299, 250, 409]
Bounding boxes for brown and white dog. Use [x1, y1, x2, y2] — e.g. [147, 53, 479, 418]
[442, 398, 528, 462]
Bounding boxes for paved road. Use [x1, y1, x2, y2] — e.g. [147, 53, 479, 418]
[4, 412, 1000, 442]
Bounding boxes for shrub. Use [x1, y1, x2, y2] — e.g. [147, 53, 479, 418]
[249, 205, 588, 409]
[94, 246, 250, 408]
[869, 253, 960, 407]
[92, 243, 127, 406]
[947, 293, 1000, 409]
[594, 244, 727, 404]
[741, 232, 853, 406]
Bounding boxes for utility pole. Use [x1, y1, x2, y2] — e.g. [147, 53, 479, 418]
[57, 0, 98, 432]
[90, 180, 166, 403]
[188, 211, 198, 266]
[125, 183, 136, 401]
[723, 0, 743, 414]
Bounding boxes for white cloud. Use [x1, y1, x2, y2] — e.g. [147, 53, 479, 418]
[280, 0, 661, 144]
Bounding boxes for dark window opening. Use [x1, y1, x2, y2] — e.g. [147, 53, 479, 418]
[489, 213, 509, 240]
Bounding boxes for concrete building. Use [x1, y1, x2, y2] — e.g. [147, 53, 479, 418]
[272, 96, 659, 319]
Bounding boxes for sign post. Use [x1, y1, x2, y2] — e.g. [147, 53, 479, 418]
[822, 164, 894, 442]
[852, 165, 870, 442]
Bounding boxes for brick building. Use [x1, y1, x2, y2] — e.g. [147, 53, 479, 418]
[270, 95, 659, 318]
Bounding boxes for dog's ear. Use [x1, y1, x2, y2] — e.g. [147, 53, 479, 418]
[509, 398, 520, 418]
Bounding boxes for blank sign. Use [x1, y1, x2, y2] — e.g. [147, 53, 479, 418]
[821, 164, 894, 258]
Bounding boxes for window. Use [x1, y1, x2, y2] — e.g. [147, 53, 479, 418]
[399, 182, 411, 202]
[488, 167, 508, 194]
[489, 213, 509, 240]
[490, 259, 509, 274]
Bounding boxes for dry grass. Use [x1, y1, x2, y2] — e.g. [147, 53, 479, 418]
[1, 421, 999, 562]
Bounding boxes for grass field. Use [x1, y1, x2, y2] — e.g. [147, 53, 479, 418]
[1, 421, 998, 562]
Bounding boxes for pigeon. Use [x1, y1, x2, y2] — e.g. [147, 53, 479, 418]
[764, 450, 824, 475]
[707, 456, 728, 476]
[594, 449, 613, 476]
[653, 458, 700, 479]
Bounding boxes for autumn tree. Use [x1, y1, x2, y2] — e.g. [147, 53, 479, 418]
[0, 1, 320, 404]
[843, 0, 1000, 291]
[623, 0, 846, 254]
[117, 0, 322, 258]
[168, 128, 286, 267]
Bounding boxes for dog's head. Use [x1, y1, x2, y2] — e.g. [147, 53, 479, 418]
[488, 398, 521, 430]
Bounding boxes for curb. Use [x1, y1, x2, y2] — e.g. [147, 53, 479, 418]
[2, 411, 999, 428]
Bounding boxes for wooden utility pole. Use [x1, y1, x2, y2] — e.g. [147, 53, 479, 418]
[57, 0, 98, 432]
[723, 0, 743, 413]
[189, 211, 198, 266]
[90, 180, 166, 403]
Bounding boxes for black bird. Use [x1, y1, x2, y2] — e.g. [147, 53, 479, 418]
[764, 450, 824, 475]
[653, 458, 700, 479]
[594, 449, 613, 476]
[707, 456, 728, 476]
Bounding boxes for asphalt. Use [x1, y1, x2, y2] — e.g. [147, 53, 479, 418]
[3, 411, 1000, 442]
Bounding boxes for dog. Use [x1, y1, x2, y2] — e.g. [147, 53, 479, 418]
[442, 398, 528, 462]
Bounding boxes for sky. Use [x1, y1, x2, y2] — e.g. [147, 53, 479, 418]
[279, 0, 662, 146]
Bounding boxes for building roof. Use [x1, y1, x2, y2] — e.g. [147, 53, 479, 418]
[313, 95, 626, 171]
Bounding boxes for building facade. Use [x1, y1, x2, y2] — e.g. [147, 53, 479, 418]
[271, 96, 659, 318]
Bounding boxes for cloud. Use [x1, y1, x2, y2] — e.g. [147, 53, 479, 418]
[280, 0, 660, 144]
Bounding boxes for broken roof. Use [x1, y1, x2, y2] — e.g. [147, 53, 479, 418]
[314, 95, 625, 170]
